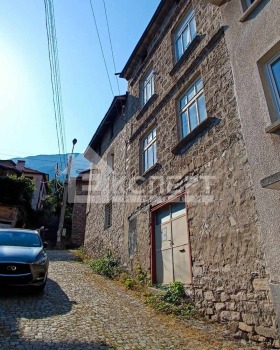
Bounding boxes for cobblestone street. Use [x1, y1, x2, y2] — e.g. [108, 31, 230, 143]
[0, 250, 262, 349]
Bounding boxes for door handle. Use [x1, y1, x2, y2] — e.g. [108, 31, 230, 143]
[179, 249, 186, 253]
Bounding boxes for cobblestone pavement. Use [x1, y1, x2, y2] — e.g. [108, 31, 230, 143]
[0, 250, 263, 350]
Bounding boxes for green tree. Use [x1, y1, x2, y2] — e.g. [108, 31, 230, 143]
[0, 175, 35, 205]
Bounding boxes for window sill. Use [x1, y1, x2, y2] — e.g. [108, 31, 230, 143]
[265, 119, 280, 134]
[239, 0, 264, 22]
[172, 117, 216, 155]
[261, 171, 280, 190]
[136, 94, 159, 120]
[136, 163, 161, 185]
[170, 35, 203, 77]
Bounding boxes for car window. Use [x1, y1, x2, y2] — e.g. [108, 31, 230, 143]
[0, 231, 41, 247]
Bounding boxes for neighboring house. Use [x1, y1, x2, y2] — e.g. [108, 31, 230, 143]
[84, 0, 279, 345]
[0, 160, 21, 177]
[0, 160, 49, 211]
[71, 169, 90, 247]
[207, 0, 280, 342]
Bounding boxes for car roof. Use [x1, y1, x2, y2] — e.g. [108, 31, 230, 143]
[0, 229, 39, 234]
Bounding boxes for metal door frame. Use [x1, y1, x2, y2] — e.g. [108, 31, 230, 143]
[150, 191, 193, 284]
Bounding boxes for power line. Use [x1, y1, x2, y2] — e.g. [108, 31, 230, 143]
[44, 0, 67, 169]
[102, 0, 120, 95]
[89, 0, 114, 97]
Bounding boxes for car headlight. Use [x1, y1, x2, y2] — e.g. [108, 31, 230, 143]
[33, 255, 48, 266]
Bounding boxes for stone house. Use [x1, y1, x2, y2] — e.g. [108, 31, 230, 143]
[84, 0, 279, 345]
[71, 169, 90, 247]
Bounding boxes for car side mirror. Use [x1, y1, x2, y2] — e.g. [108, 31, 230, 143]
[43, 242, 48, 248]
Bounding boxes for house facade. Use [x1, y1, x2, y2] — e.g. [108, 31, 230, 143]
[208, 0, 280, 342]
[84, 0, 279, 345]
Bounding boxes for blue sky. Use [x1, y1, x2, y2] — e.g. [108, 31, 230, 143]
[0, 0, 160, 160]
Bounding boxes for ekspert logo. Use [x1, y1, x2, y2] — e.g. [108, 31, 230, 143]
[67, 147, 215, 205]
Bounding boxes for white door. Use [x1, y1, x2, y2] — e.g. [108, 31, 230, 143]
[155, 202, 191, 284]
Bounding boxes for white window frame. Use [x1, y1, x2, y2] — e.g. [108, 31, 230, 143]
[179, 77, 207, 139]
[174, 9, 197, 62]
[266, 52, 280, 119]
[142, 127, 157, 173]
[141, 69, 154, 106]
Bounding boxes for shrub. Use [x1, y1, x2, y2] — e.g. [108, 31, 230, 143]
[144, 281, 196, 317]
[89, 251, 122, 279]
[163, 281, 186, 305]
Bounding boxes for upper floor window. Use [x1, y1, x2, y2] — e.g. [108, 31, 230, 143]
[179, 77, 207, 138]
[142, 127, 157, 173]
[141, 69, 154, 106]
[174, 9, 196, 62]
[266, 52, 280, 119]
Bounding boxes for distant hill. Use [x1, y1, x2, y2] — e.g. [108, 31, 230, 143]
[12, 153, 90, 179]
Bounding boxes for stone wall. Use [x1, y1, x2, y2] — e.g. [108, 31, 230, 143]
[84, 0, 278, 345]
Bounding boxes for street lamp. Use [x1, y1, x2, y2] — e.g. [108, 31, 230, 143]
[57, 138, 77, 248]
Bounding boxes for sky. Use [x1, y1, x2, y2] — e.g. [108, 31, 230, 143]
[0, 0, 160, 161]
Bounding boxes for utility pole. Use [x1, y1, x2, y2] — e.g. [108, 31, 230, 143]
[57, 138, 77, 249]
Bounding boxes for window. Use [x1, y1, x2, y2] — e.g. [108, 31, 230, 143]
[174, 9, 196, 62]
[266, 52, 280, 119]
[179, 77, 207, 138]
[107, 151, 114, 174]
[104, 201, 112, 229]
[245, 0, 255, 6]
[142, 128, 157, 173]
[141, 69, 154, 106]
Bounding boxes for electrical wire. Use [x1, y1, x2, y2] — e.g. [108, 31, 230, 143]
[102, 0, 120, 95]
[89, 0, 114, 97]
[44, 0, 67, 169]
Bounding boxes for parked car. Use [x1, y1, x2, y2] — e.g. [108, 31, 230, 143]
[0, 229, 49, 291]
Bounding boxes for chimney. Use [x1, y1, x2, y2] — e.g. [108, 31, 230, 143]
[17, 160, 26, 170]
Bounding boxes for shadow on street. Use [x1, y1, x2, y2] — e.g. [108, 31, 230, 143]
[0, 278, 112, 349]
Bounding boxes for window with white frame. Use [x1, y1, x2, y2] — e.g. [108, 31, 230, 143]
[179, 77, 207, 138]
[266, 52, 280, 119]
[141, 69, 154, 106]
[174, 9, 196, 62]
[142, 127, 157, 173]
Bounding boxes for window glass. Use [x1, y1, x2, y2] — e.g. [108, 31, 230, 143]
[198, 95, 207, 122]
[181, 112, 189, 138]
[266, 53, 280, 119]
[182, 28, 191, 51]
[196, 77, 203, 92]
[190, 17, 196, 40]
[187, 85, 196, 102]
[143, 127, 157, 172]
[189, 102, 198, 131]
[142, 70, 154, 106]
[179, 77, 207, 138]
[271, 57, 280, 95]
[175, 9, 196, 62]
